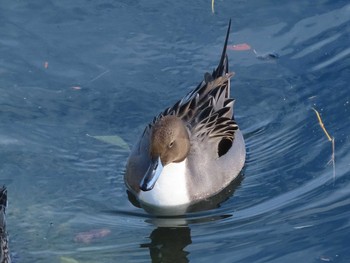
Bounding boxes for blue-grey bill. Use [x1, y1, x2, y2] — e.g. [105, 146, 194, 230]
[139, 157, 163, 191]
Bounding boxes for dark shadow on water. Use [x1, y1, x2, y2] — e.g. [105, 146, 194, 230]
[140, 226, 192, 263]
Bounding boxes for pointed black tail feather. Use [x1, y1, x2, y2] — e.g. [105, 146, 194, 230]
[179, 20, 232, 104]
[213, 19, 231, 78]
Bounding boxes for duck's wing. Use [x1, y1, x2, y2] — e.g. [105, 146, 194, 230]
[0, 186, 10, 263]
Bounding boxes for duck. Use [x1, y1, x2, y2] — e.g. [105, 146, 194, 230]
[0, 186, 10, 263]
[125, 20, 246, 210]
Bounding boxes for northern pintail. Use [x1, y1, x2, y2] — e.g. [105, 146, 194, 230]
[0, 186, 10, 263]
[125, 20, 246, 209]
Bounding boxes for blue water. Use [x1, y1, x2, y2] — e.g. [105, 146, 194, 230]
[1, 1, 349, 262]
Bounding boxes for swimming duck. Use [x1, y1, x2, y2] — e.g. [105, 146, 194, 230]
[125, 20, 245, 209]
[0, 186, 10, 263]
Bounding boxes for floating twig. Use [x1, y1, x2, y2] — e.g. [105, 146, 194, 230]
[211, 0, 215, 13]
[312, 107, 335, 180]
[312, 107, 332, 141]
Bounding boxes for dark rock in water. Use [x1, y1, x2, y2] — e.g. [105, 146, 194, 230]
[0, 186, 10, 263]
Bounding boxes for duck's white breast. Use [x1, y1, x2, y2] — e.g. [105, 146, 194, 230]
[138, 159, 190, 207]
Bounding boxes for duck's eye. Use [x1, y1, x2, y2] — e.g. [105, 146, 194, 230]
[169, 141, 174, 148]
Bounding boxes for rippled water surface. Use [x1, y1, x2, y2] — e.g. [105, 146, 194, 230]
[1, 1, 349, 262]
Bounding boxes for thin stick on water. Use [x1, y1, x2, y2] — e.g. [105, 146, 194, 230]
[312, 107, 336, 181]
[211, 0, 215, 13]
[312, 107, 332, 141]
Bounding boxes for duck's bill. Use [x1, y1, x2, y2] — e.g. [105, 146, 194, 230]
[139, 157, 163, 191]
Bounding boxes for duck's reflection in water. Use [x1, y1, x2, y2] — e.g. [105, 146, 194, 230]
[138, 173, 244, 263]
[141, 227, 191, 263]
